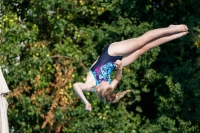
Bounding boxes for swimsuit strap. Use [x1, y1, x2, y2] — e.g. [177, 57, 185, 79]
[91, 86, 96, 92]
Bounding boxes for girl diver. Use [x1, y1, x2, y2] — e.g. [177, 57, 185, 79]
[73, 24, 189, 112]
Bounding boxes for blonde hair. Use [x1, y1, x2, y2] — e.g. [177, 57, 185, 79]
[96, 86, 132, 103]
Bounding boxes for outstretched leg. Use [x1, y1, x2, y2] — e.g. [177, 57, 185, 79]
[108, 25, 188, 57]
[121, 31, 188, 67]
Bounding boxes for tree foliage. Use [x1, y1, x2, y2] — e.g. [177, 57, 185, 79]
[0, 0, 200, 132]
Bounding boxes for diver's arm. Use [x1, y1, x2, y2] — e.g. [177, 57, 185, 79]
[111, 60, 123, 89]
[111, 68, 122, 89]
[73, 82, 92, 111]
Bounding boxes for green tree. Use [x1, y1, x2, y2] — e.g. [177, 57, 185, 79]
[1, 0, 200, 132]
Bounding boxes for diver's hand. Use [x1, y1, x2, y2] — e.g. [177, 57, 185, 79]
[85, 102, 92, 112]
[114, 60, 123, 70]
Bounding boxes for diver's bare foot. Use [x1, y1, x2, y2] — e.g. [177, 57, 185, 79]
[169, 24, 188, 32]
[172, 31, 189, 39]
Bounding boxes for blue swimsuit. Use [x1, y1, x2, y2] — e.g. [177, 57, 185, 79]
[90, 44, 123, 92]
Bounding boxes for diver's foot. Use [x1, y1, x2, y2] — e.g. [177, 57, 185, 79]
[169, 24, 188, 32]
[171, 31, 189, 39]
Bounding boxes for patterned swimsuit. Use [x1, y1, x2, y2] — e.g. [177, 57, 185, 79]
[90, 44, 123, 92]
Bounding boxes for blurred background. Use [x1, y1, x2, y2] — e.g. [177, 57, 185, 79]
[0, 0, 200, 132]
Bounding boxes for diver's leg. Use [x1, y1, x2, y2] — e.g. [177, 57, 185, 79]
[108, 25, 188, 57]
[121, 31, 188, 66]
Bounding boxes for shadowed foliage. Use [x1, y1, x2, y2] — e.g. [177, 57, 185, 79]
[0, 0, 200, 132]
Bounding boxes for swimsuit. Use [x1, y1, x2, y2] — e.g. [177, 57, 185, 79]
[90, 44, 123, 92]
